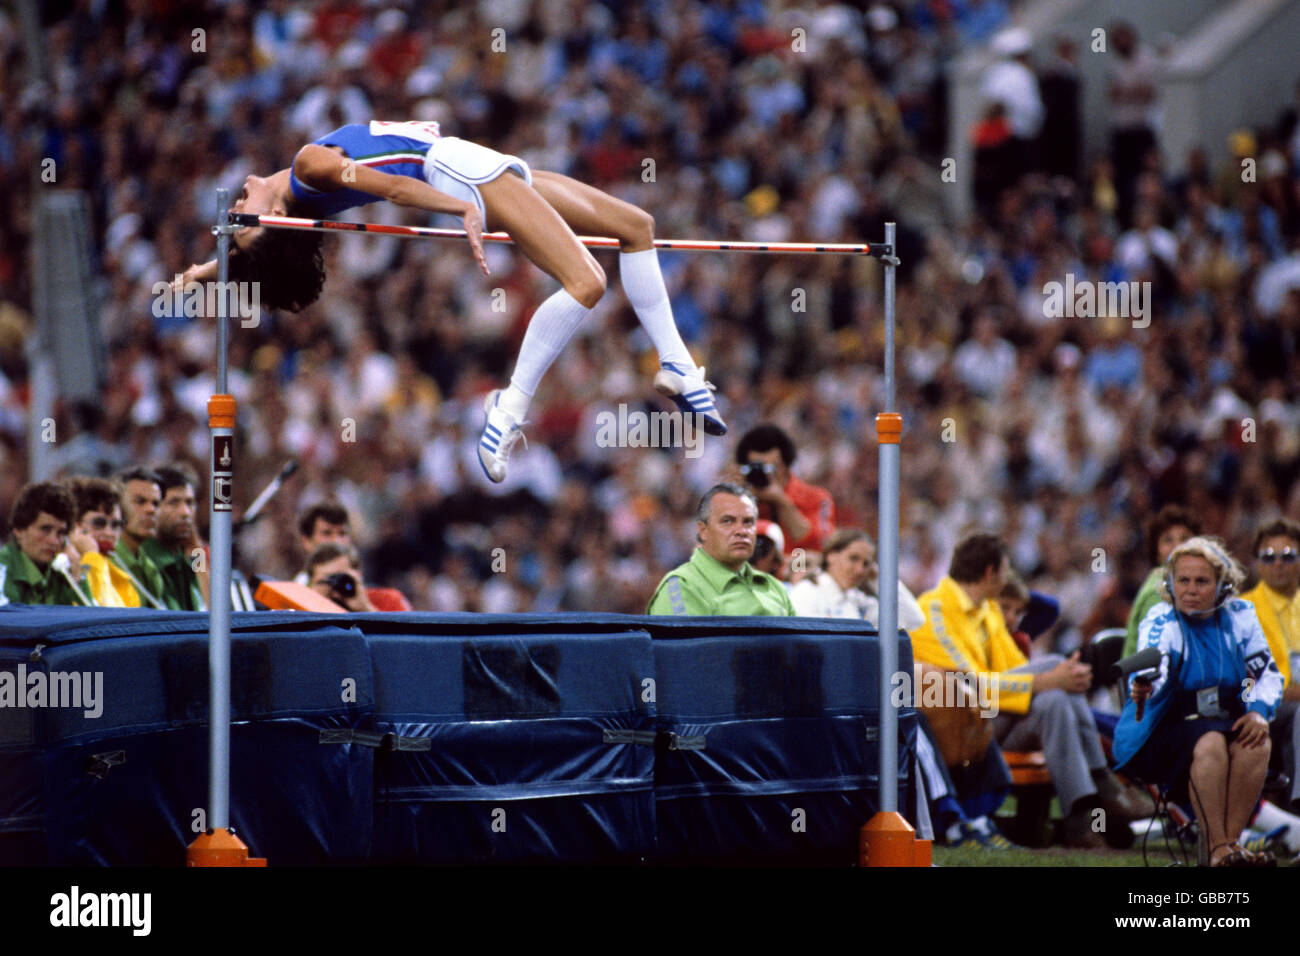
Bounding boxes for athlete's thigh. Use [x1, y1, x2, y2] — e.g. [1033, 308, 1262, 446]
[479, 172, 602, 291]
[530, 169, 651, 241]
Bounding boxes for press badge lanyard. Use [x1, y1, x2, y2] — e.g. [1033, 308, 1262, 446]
[1174, 607, 1228, 719]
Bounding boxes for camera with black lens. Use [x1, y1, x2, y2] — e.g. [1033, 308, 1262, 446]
[739, 461, 777, 489]
[324, 572, 357, 599]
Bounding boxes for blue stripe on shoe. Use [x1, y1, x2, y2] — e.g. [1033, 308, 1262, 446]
[485, 424, 502, 439]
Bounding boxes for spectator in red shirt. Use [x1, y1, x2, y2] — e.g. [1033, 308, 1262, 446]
[734, 424, 836, 560]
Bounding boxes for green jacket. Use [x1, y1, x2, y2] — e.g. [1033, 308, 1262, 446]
[142, 538, 205, 611]
[647, 548, 795, 617]
[0, 539, 88, 606]
[1123, 567, 1165, 657]
[113, 538, 168, 610]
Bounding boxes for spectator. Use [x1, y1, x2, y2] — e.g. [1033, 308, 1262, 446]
[111, 468, 168, 610]
[646, 483, 793, 616]
[734, 424, 836, 558]
[65, 476, 139, 608]
[1106, 21, 1159, 225]
[1242, 517, 1300, 810]
[1123, 505, 1201, 656]
[998, 568, 1061, 658]
[790, 526, 983, 847]
[1117, 537, 1283, 865]
[0, 481, 88, 606]
[910, 532, 1146, 848]
[750, 519, 786, 580]
[294, 500, 353, 586]
[147, 463, 209, 611]
[305, 541, 376, 612]
[790, 527, 925, 630]
[980, 27, 1043, 178]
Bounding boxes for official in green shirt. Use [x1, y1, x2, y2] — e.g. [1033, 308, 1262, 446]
[647, 482, 795, 617]
[143, 464, 210, 611]
[0, 481, 89, 606]
[111, 467, 169, 609]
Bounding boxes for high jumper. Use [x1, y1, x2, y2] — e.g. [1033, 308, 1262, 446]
[179, 120, 725, 483]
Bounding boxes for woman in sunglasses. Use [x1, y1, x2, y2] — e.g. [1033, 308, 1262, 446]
[1243, 517, 1300, 813]
[65, 476, 139, 608]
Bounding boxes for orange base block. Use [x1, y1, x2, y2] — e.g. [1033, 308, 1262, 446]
[187, 828, 267, 867]
[860, 811, 931, 867]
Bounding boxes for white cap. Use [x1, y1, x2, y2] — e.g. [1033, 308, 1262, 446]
[992, 27, 1032, 57]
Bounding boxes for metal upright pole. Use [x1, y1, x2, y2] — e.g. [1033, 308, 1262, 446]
[209, 187, 233, 831]
[877, 222, 899, 815]
[188, 190, 263, 865]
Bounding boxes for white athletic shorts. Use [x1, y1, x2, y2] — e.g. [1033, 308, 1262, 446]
[423, 136, 532, 222]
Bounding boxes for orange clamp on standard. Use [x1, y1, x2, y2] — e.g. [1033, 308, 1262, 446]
[187, 828, 267, 867]
[876, 412, 902, 445]
[208, 394, 237, 429]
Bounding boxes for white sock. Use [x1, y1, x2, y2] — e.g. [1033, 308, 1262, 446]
[1252, 800, 1300, 852]
[618, 248, 694, 370]
[500, 288, 590, 420]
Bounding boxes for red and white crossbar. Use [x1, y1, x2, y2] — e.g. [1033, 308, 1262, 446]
[227, 212, 891, 257]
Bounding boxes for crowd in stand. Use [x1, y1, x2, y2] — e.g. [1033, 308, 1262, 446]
[0, 1, 1297, 648]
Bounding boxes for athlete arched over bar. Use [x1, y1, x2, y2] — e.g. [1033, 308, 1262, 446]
[180, 121, 724, 482]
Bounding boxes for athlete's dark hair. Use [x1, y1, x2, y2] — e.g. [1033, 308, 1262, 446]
[229, 200, 326, 313]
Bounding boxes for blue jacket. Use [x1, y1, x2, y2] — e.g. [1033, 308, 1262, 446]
[1114, 598, 1283, 769]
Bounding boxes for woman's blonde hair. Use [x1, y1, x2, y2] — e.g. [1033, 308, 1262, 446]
[1160, 535, 1245, 603]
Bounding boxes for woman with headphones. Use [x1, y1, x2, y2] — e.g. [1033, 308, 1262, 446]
[1114, 537, 1284, 866]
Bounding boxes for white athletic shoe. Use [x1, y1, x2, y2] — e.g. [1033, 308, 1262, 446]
[653, 362, 727, 436]
[477, 389, 528, 484]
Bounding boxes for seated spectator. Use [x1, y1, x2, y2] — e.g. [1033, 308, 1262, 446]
[910, 532, 1146, 848]
[0, 481, 89, 606]
[733, 424, 836, 560]
[1123, 504, 1200, 656]
[646, 483, 794, 616]
[65, 476, 139, 607]
[750, 519, 787, 580]
[294, 500, 354, 586]
[112, 467, 168, 610]
[305, 542, 376, 612]
[998, 569, 1061, 657]
[789, 526, 985, 848]
[790, 527, 925, 630]
[1242, 517, 1300, 811]
[145, 463, 209, 611]
[1117, 537, 1283, 865]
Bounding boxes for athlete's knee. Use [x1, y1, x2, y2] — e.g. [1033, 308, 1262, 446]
[627, 208, 655, 247]
[566, 264, 605, 309]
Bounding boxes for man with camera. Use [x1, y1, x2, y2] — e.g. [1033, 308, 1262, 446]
[733, 424, 836, 560]
[305, 542, 376, 612]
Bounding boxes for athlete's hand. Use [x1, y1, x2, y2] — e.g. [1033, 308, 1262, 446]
[462, 205, 489, 276]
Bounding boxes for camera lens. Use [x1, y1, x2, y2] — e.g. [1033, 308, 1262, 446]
[326, 572, 357, 598]
[742, 464, 769, 488]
